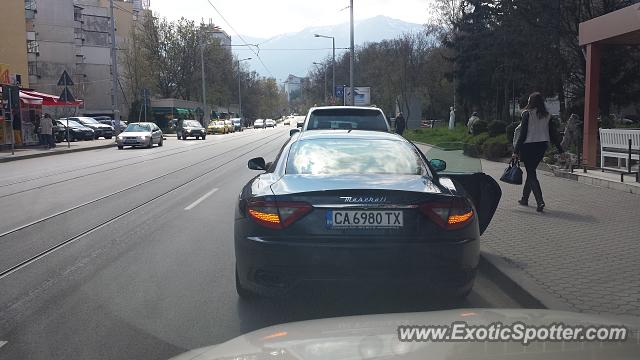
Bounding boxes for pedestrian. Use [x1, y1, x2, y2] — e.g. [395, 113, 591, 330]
[513, 92, 563, 212]
[467, 112, 480, 134]
[395, 112, 406, 135]
[40, 113, 55, 149]
[448, 106, 455, 130]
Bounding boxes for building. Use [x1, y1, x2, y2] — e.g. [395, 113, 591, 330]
[0, 1, 29, 87]
[25, 0, 149, 118]
[284, 74, 304, 102]
[202, 22, 231, 48]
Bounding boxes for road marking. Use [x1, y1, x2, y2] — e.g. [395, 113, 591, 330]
[184, 188, 219, 210]
[0, 341, 7, 349]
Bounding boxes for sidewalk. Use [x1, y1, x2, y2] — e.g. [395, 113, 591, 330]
[416, 143, 640, 317]
[0, 139, 115, 163]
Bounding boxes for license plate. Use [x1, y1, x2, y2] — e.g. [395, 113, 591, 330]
[124, 139, 137, 144]
[326, 210, 403, 228]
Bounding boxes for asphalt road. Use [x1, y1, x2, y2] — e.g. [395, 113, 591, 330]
[0, 125, 521, 360]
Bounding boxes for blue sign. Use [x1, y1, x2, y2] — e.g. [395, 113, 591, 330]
[335, 86, 345, 98]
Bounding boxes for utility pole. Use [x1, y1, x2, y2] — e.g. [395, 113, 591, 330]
[108, 0, 121, 134]
[200, 26, 208, 127]
[349, 0, 355, 106]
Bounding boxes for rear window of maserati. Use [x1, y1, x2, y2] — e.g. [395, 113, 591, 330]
[286, 138, 424, 175]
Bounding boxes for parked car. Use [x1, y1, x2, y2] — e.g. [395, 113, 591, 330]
[254, 119, 265, 129]
[283, 118, 290, 125]
[94, 116, 128, 132]
[235, 130, 501, 299]
[116, 122, 163, 149]
[225, 119, 235, 133]
[231, 118, 243, 132]
[68, 117, 115, 139]
[265, 119, 276, 128]
[56, 119, 95, 141]
[296, 117, 305, 128]
[178, 120, 206, 140]
[208, 120, 228, 134]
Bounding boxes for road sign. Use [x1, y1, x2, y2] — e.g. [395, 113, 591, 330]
[57, 70, 74, 86]
[335, 85, 345, 98]
[59, 87, 76, 102]
[343, 87, 371, 106]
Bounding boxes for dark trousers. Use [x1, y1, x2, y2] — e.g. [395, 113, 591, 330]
[520, 142, 548, 205]
[396, 127, 405, 136]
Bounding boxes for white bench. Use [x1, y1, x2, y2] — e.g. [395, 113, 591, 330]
[599, 128, 640, 173]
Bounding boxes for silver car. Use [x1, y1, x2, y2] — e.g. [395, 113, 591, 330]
[116, 122, 163, 149]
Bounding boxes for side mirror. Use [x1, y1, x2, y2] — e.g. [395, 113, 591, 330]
[430, 159, 447, 172]
[248, 157, 266, 170]
[290, 128, 300, 137]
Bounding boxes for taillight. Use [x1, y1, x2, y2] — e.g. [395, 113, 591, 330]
[419, 198, 474, 230]
[247, 200, 312, 229]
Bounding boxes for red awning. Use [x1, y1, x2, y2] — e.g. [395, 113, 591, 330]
[20, 90, 83, 106]
[19, 91, 43, 105]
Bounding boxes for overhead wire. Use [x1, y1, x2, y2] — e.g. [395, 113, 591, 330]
[203, 0, 274, 77]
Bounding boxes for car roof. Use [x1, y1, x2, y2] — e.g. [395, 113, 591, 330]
[297, 129, 405, 141]
[307, 106, 384, 113]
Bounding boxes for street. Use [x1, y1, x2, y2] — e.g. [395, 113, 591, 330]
[0, 125, 520, 360]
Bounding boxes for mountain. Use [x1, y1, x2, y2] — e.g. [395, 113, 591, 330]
[232, 16, 424, 81]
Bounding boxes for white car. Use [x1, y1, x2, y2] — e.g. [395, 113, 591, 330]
[116, 122, 163, 149]
[254, 119, 265, 129]
[265, 119, 276, 128]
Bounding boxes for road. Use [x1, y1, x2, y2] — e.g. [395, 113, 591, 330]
[0, 125, 520, 360]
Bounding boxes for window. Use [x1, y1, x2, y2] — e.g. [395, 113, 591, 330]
[27, 61, 38, 75]
[24, 0, 36, 11]
[27, 40, 39, 54]
[74, 6, 82, 21]
[286, 138, 424, 175]
[307, 108, 389, 131]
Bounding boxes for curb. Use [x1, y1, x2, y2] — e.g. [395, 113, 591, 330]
[0, 143, 116, 163]
[478, 249, 574, 311]
[548, 166, 640, 195]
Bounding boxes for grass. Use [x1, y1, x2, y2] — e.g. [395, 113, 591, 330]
[403, 126, 471, 149]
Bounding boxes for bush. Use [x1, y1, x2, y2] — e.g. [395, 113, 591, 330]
[506, 121, 519, 144]
[482, 134, 510, 159]
[471, 119, 488, 135]
[488, 120, 507, 137]
[463, 133, 490, 158]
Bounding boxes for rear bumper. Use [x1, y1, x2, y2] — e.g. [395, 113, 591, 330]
[116, 138, 151, 147]
[235, 234, 479, 297]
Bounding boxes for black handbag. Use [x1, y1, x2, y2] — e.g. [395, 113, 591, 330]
[500, 159, 523, 185]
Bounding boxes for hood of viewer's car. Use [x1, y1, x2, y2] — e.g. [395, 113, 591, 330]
[170, 309, 639, 360]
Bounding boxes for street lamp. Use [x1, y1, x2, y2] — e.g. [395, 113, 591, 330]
[314, 34, 335, 104]
[312, 62, 327, 104]
[237, 57, 252, 121]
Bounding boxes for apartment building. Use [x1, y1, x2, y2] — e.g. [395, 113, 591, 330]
[26, 0, 149, 118]
[0, 1, 30, 87]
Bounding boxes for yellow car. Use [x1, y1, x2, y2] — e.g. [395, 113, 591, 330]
[208, 120, 228, 134]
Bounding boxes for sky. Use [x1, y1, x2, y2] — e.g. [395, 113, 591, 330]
[148, 0, 433, 38]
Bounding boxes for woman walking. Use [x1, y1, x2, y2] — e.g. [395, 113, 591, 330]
[513, 92, 563, 212]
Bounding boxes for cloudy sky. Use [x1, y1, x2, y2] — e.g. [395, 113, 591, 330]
[148, 0, 432, 38]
